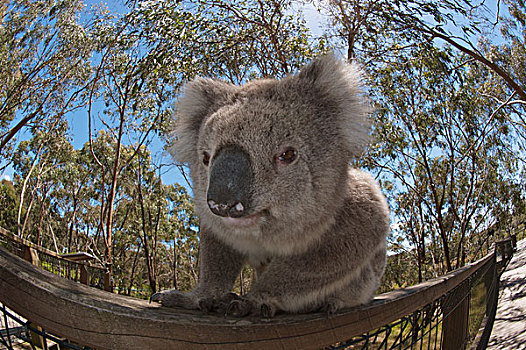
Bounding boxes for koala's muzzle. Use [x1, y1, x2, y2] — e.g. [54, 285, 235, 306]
[207, 147, 253, 218]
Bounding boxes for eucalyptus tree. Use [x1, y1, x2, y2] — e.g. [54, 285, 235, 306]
[52, 146, 93, 253]
[366, 44, 521, 273]
[163, 182, 199, 292]
[0, 0, 94, 163]
[311, 0, 476, 61]
[85, 3, 178, 278]
[0, 179, 19, 233]
[11, 119, 75, 245]
[132, 0, 320, 82]
[313, 0, 526, 104]
[478, 0, 526, 156]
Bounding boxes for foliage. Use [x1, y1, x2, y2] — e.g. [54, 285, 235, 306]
[0, 0, 93, 163]
[11, 129, 199, 295]
[0, 179, 18, 232]
[479, 0, 526, 147]
[365, 43, 522, 274]
[311, 0, 525, 277]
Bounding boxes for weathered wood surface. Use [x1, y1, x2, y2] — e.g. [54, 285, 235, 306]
[0, 246, 494, 350]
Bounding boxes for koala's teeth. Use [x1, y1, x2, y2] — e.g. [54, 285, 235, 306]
[208, 200, 219, 210]
[234, 202, 244, 212]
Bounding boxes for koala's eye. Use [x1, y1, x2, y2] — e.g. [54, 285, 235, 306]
[202, 151, 211, 166]
[275, 147, 298, 165]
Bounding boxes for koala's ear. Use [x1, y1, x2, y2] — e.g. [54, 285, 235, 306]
[295, 54, 371, 157]
[172, 78, 237, 165]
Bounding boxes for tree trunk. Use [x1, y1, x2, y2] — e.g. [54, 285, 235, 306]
[173, 234, 178, 289]
[103, 108, 126, 291]
[67, 197, 78, 253]
[136, 162, 157, 294]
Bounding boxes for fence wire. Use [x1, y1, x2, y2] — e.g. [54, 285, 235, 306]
[0, 233, 106, 290]
[327, 299, 443, 350]
[0, 303, 92, 350]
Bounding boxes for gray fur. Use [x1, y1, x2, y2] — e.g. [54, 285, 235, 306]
[152, 55, 389, 317]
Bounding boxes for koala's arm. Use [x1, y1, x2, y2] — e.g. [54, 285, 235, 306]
[151, 228, 245, 310]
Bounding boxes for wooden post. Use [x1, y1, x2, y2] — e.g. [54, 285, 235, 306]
[80, 264, 88, 286]
[22, 246, 46, 349]
[104, 267, 113, 292]
[441, 282, 471, 350]
[472, 254, 498, 350]
[506, 240, 513, 258]
[23, 245, 39, 266]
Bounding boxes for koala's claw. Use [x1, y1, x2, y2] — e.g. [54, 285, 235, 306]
[320, 298, 344, 317]
[214, 292, 239, 312]
[260, 303, 276, 318]
[225, 299, 253, 317]
[221, 292, 241, 302]
[150, 292, 162, 304]
[324, 304, 338, 317]
[150, 290, 180, 307]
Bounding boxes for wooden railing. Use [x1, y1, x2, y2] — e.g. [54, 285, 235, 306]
[0, 227, 109, 291]
[0, 231, 517, 349]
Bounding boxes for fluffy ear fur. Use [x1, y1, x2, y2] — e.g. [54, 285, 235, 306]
[172, 78, 237, 165]
[294, 54, 371, 157]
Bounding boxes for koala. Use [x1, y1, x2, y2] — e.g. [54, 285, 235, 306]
[151, 55, 389, 317]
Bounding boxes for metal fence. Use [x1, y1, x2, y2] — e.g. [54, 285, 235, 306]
[1, 304, 90, 350]
[327, 298, 444, 349]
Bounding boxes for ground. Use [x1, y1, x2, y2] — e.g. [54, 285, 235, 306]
[487, 238, 526, 350]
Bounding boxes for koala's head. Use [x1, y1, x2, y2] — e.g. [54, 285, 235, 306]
[172, 55, 370, 255]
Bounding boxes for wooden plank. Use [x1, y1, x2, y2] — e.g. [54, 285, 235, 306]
[0, 246, 495, 349]
[442, 293, 470, 350]
[59, 252, 96, 262]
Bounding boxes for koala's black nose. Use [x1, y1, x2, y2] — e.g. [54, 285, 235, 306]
[206, 147, 253, 218]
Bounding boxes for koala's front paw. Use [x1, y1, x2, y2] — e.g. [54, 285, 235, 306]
[211, 292, 240, 312]
[150, 289, 199, 310]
